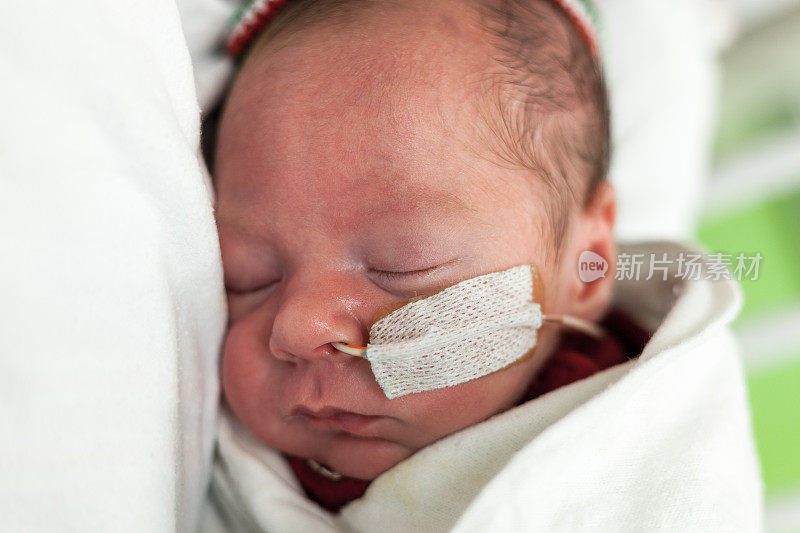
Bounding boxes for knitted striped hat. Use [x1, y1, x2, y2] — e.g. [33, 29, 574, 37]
[226, 0, 601, 59]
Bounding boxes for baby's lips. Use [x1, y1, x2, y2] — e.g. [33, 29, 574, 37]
[292, 405, 387, 436]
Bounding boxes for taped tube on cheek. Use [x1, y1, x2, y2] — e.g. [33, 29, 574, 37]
[362, 265, 543, 399]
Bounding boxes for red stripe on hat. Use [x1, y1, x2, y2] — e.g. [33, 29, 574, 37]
[226, 0, 289, 58]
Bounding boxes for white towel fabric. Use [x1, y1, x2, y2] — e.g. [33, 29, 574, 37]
[0, 1, 226, 531]
[175, 0, 239, 112]
[596, 0, 735, 241]
[201, 241, 764, 533]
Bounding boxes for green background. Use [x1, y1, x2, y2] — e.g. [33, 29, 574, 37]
[694, 5, 800, 530]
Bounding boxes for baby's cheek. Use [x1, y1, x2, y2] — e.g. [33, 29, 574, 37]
[396, 363, 535, 444]
[221, 323, 274, 426]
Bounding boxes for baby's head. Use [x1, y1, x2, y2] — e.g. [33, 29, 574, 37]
[215, 0, 615, 480]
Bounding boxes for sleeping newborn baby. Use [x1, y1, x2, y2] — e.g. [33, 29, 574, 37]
[205, 0, 694, 529]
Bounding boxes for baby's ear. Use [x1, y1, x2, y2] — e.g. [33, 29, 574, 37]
[563, 180, 617, 322]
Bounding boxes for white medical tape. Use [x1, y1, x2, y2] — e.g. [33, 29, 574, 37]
[362, 264, 542, 399]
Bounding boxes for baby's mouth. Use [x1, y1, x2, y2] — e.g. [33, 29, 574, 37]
[290, 405, 386, 436]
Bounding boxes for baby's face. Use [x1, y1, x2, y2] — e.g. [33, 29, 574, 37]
[215, 6, 594, 480]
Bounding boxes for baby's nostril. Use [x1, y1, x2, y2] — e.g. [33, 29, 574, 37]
[267, 339, 302, 365]
[273, 350, 300, 365]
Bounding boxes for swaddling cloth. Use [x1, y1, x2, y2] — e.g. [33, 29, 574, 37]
[337, 265, 544, 399]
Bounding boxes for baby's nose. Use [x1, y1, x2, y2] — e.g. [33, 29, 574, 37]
[268, 273, 366, 364]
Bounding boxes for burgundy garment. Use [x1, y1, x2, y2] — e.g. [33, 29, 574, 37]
[285, 455, 373, 513]
[517, 310, 651, 403]
[285, 310, 651, 512]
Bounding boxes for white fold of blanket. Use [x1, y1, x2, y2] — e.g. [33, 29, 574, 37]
[0, 1, 226, 531]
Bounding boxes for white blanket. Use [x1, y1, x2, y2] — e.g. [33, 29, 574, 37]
[0, 1, 226, 531]
[202, 241, 763, 532]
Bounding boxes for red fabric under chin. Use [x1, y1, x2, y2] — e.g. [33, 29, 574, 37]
[285, 454, 373, 512]
[285, 309, 651, 513]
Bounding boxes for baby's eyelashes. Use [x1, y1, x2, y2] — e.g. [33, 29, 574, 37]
[370, 265, 442, 280]
[224, 278, 281, 321]
[366, 257, 466, 295]
[224, 279, 280, 295]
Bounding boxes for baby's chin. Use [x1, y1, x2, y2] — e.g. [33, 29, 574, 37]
[314, 431, 414, 480]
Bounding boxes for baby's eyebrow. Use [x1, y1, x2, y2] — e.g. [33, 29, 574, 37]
[372, 188, 480, 220]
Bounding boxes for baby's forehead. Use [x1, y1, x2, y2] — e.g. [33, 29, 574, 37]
[236, 6, 493, 114]
[218, 0, 585, 245]
[222, 16, 499, 184]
